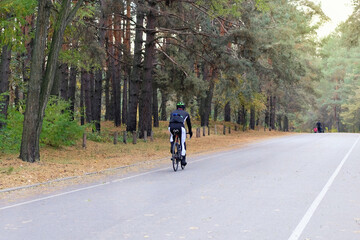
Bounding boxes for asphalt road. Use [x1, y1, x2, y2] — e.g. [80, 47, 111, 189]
[1, 133, 360, 240]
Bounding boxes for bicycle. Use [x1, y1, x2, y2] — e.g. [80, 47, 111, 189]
[171, 130, 189, 172]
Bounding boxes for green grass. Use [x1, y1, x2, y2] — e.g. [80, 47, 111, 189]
[0, 166, 14, 175]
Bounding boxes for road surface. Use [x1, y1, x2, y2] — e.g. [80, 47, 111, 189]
[1, 133, 360, 240]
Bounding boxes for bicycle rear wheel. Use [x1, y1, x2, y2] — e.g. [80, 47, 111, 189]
[172, 143, 179, 171]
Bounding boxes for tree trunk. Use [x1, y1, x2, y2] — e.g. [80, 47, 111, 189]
[92, 1, 106, 132]
[19, 15, 34, 105]
[51, 64, 61, 96]
[160, 89, 168, 121]
[113, 0, 122, 127]
[224, 101, 231, 122]
[122, 0, 131, 125]
[237, 104, 247, 126]
[21, 0, 84, 162]
[153, 86, 159, 127]
[200, 65, 216, 126]
[138, 0, 156, 138]
[112, 63, 121, 127]
[14, 85, 22, 108]
[277, 114, 282, 131]
[127, 0, 145, 132]
[105, 65, 112, 120]
[283, 115, 289, 132]
[270, 96, 276, 130]
[80, 71, 85, 125]
[93, 70, 102, 132]
[265, 95, 270, 129]
[21, 15, 33, 84]
[82, 70, 93, 123]
[122, 71, 128, 125]
[237, 108, 241, 124]
[59, 63, 69, 100]
[0, 45, 11, 129]
[68, 66, 77, 119]
[250, 105, 255, 130]
[20, 0, 52, 162]
[214, 101, 219, 122]
[105, 14, 114, 121]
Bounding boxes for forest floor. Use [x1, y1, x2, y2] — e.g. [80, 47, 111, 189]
[0, 121, 295, 191]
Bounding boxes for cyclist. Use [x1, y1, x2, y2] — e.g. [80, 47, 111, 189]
[316, 121, 322, 133]
[169, 102, 193, 167]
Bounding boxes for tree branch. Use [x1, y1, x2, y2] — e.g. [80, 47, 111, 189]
[155, 41, 188, 77]
[66, 0, 84, 26]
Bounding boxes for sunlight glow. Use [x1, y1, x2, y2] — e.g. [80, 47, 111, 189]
[314, 0, 354, 38]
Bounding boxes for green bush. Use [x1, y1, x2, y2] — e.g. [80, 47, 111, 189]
[40, 97, 85, 147]
[0, 97, 85, 153]
[0, 106, 24, 153]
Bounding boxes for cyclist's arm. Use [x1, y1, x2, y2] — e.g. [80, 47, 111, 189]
[186, 115, 192, 133]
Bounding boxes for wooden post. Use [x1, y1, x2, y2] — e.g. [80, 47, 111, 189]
[228, 126, 231, 134]
[223, 125, 226, 135]
[123, 131, 127, 144]
[150, 131, 154, 142]
[144, 130, 147, 142]
[208, 126, 210, 135]
[203, 126, 205, 136]
[114, 132, 118, 144]
[82, 133, 87, 149]
[214, 125, 217, 135]
[132, 131, 137, 144]
[196, 128, 200, 138]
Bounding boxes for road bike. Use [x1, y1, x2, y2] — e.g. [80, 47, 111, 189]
[171, 129, 186, 172]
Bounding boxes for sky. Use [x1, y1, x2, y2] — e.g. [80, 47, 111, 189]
[314, 0, 354, 38]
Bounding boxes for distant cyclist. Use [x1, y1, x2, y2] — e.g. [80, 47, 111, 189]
[168, 102, 193, 167]
[316, 121, 323, 133]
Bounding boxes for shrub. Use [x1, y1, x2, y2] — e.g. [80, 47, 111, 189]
[0, 97, 86, 152]
[0, 106, 24, 153]
[40, 97, 85, 147]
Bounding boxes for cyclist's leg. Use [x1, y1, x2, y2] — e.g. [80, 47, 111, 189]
[168, 127, 174, 153]
[180, 126, 187, 164]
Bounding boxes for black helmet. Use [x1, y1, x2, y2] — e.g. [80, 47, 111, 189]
[176, 101, 185, 109]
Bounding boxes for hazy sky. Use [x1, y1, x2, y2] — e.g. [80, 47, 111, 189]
[314, 0, 354, 38]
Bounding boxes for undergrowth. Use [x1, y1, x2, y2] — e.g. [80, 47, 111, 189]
[0, 97, 85, 153]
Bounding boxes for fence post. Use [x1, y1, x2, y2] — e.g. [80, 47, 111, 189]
[82, 133, 87, 149]
[150, 131, 154, 142]
[228, 126, 231, 134]
[114, 132, 118, 144]
[123, 131, 127, 144]
[132, 131, 137, 144]
[203, 126, 206, 136]
[208, 126, 210, 136]
[196, 128, 200, 138]
[144, 130, 147, 142]
[223, 125, 226, 135]
[214, 125, 217, 135]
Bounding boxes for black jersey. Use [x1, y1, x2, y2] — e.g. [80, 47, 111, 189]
[169, 109, 192, 131]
